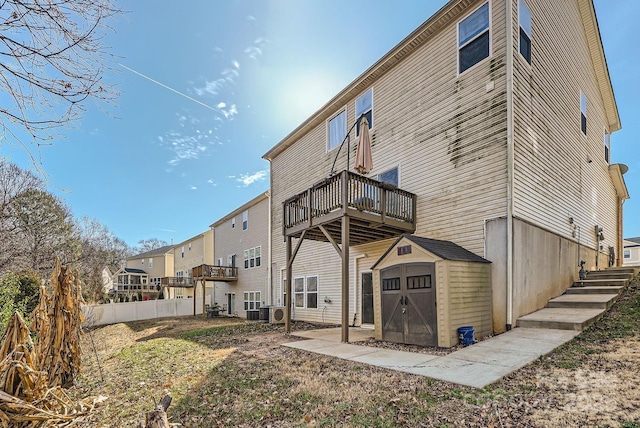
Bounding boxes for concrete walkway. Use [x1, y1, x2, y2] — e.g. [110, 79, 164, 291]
[283, 327, 579, 388]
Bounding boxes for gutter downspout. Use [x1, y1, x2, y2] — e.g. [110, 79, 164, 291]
[267, 190, 273, 304]
[505, 0, 515, 331]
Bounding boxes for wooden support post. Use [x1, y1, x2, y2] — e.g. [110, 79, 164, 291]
[193, 282, 196, 316]
[341, 215, 350, 343]
[285, 236, 293, 333]
[202, 281, 206, 316]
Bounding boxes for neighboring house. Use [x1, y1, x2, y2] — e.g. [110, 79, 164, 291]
[166, 230, 215, 302]
[101, 266, 115, 294]
[210, 192, 270, 319]
[115, 245, 174, 300]
[623, 238, 640, 266]
[263, 0, 629, 345]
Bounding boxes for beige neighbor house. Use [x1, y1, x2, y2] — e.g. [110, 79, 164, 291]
[115, 245, 174, 300]
[263, 0, 630, 346]
[623, 238, 640, 266]
[164, 230, 215, 303]
[209, 192, 270, 319]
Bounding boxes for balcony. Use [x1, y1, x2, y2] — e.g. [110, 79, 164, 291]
[191, 264, 238, 281]
[160, 277, 194, 288]
[283, 170, 416, 245]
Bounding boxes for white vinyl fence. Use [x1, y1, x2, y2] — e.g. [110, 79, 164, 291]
[82, 298, 205, 327]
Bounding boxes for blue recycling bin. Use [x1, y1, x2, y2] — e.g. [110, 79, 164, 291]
[457, 326, 475, 346]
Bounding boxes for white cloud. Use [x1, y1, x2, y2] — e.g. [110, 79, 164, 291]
[244, 46, 262, 60]
[232, 60, 240, 69]
[207, 179, 217, 187]
[235, 170, 267, 187]
[217, 102, 226, 109]
[190, 186, 197, 190]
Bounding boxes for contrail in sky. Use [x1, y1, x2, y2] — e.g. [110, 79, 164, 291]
[118, 63, 218, 112]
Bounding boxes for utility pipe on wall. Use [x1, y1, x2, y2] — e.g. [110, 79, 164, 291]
[505, 0, 515, 331]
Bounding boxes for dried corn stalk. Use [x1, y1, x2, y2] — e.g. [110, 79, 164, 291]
[33, 259, 85, 388]
[0, 259, 102, 427]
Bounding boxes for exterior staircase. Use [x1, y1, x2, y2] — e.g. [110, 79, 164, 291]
[517, 266, 639, 331]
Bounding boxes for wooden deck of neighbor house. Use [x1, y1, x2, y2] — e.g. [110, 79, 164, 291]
[160, 277, 194, 288]
[191, 264, 238, 282]
[283, 170, 417, 245]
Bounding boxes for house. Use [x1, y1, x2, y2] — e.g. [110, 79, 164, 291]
[209, 192, 270, 319]
[164, 230, 215, 302]
[115, 245, 174, 300]
[262, 0, 629, 345]
[623, 238, 640, 266]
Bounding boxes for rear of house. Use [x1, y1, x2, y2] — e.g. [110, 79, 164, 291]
[263, 0, 627, 344]
[211, 192, 270, 318]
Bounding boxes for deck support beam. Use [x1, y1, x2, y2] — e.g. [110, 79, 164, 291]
[341, 215, 350, 343]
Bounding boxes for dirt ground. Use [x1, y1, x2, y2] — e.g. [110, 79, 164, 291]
[72, 284, 640, 427]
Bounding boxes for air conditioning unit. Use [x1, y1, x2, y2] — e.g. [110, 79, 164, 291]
[269, 306, 286, 324]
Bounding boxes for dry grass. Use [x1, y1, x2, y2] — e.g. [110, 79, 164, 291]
[69, 279, 640, 427]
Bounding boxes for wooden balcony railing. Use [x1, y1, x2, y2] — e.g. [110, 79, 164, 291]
[160, 277, 194, 287]
[191, 264, 238, 281]
[283, 170, 416, 241]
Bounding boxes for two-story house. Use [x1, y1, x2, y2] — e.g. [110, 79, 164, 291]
[163, 230, 215, 302]
[263, 0, 629, 345]
[623, 238, 640, 267]
[209, 192, 270, 319]
[114, 245, 174, 300]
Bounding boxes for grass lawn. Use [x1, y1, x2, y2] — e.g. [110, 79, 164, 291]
[71, 277, 640, 427]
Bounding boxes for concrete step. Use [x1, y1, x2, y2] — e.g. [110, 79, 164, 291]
[517, 308, 603, 331]
[565, 285, 624, 295]
[572, 278, 628, 288]
[586, 271, 634, 280]
[547, 293, 619, 310]
[603, 267, 639, 275]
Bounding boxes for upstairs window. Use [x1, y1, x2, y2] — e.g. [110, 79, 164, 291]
[458, 2, 490, 73]
[242, 210, 248, 230]
[377, 167, 399, 187]
[232, 217, 235, 229]
[604, 132, 611, 163]
[328, 109, 346, 151]
[580, 92, 587, 135]
[355, 89, 373, 136]
[519, 0, 532, 64]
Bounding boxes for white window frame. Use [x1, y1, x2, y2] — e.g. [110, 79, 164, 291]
[242, 210, 248, 230]
[217, 257, 223, 266]
[243, 291, 261, 311]
[149, 258, 153, 268]
[457, 2, 491, 75]
[604, 130, 611, 164]
[518, 0, 532, 64]
[232, 217, 236, 229]
[243, 246, 262, 269]
[327, 109, 347, 152]
[355, 88, 374, 137]
[293, 275, 319, 309]
[623, 249, 630, 259]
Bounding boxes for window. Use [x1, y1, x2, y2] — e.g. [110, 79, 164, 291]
[604, 132, 611, 163]
[519, 0, 532, 64]
[294, 277, 304, 308]
[458, 2, 490, 73]
[232, 217, 236, 229]
[243, 246, 261, 269]
[355, 89, 373, 136]
[624, 250, 630, 259]
[176, 287, 184, 298]
[306, 276, 318, 309]
[377, 167, 399, 187]
[228, 254, 236, 268]
[242, 210, 248, 230]
[328, 110, 346, 151]
[293, 276, 318, 308]
[181, 246, 184, 258]
[149, 258, 153, 268]
[580, 92, 587, 135]
[243, 291, 261, 311]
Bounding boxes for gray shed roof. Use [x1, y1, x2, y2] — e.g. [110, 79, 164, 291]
[372, 234, 490, 269]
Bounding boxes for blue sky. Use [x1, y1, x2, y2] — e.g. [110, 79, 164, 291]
[2, 0, 638, 246]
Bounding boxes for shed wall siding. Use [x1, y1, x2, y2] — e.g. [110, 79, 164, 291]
[270, 1, 508, 326]
[512, 0, 618, 254]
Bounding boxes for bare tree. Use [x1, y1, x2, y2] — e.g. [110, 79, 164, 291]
[0, 0, 121, 159]
[136, 238, 170, 254]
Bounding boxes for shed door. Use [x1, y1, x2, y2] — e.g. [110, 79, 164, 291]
[361, 272, 374, 324]
[380, 263, 436, 346]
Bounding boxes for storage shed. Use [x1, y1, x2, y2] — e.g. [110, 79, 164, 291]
[371, 235, 492, 348]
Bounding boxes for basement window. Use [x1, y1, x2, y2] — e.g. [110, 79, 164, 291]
[458, 2, 490, 73]
[519, 0, 532, 64]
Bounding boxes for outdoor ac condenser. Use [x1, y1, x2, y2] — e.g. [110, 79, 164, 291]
[269, 306, 286, 324]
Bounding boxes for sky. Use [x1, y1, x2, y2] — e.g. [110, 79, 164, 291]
[1, 0, 638, 247]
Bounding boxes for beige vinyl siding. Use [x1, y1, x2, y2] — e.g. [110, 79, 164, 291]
[213, 196, 269, 318]
[512, 0, 618, 253]
[270, 1, 509, 325]
[173, 230, 214, 277]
